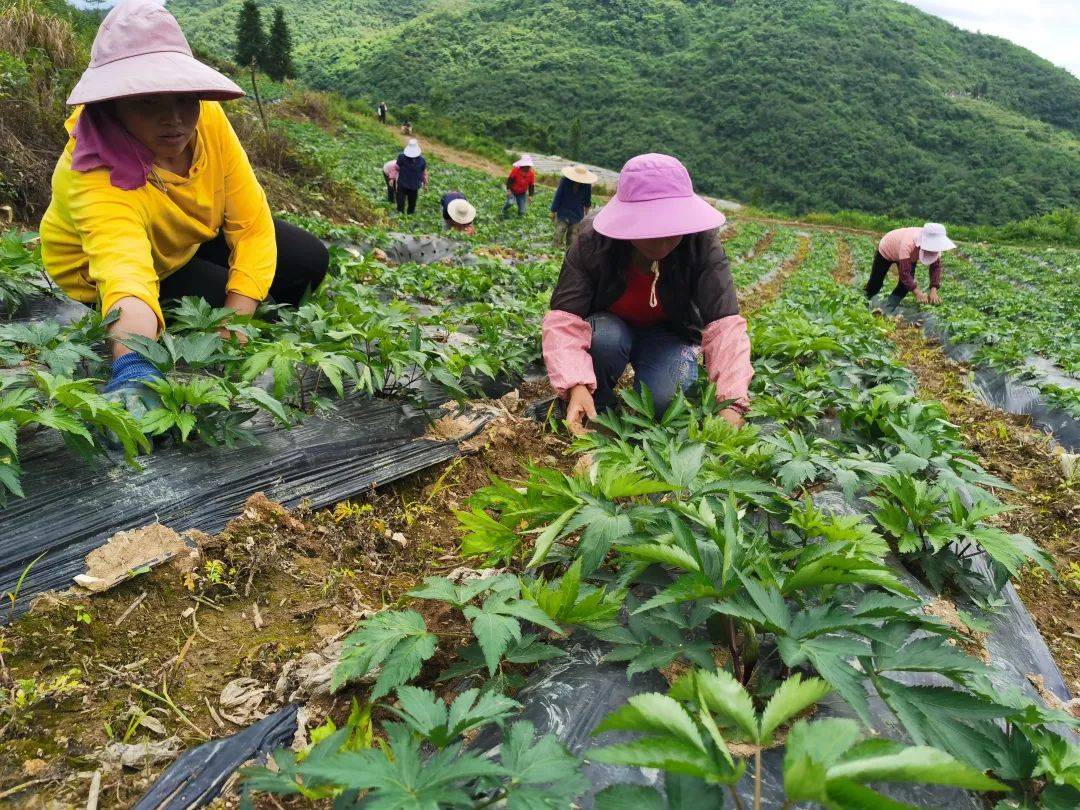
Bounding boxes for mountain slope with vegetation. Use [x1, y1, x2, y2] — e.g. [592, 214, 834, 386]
[170, 0, 1080, 226]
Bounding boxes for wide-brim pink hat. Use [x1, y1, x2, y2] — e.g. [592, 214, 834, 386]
[67, 0, 243, 106]
[594, 153, 725, 240]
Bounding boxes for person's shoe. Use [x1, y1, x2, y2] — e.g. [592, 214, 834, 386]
[867, 295, 884, 316]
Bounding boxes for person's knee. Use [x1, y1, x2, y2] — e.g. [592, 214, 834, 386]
[639, 344, 697, 413]
[588, 313, 632, 358]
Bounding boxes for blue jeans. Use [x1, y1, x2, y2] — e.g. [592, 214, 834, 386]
[503, 191, 527, 216]
[588, 312, 698, 413]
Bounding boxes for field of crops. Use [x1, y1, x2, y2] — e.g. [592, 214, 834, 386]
[0, 102, 1077, 809]
[846, 234, 1080, 420]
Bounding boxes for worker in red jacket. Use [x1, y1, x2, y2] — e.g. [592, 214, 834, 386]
[502, 154, 536, 218]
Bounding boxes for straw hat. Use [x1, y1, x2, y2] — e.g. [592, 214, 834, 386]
[593, 153, 725, 240]
[561, 165, 598, 184]
[917, 222, 956, 253]
[447, 198, 476, 226]
[403, 139, 422, 158]
[67, 0, 243, 106]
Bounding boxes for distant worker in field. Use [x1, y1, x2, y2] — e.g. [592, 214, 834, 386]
[395, 139, 427, 215]
[502, 154, 536, 218]
[543, 154, 751, 432]
[551, 165, 597, 248]
[39, 0, 328, 410]
[380, 157, 397, 201]
[377, 101, 387, 124]
[440, 191, 477, 235]
[400, 120, 413, 136]
[381, 158, 398, 203]
[866, 223, 956, 310]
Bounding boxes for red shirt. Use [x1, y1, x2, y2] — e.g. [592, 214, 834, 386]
[507, 166, 536, 195]
[609, 262, 668, 327]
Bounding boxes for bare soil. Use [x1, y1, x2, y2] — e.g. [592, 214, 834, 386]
[0, 393, 574, 808]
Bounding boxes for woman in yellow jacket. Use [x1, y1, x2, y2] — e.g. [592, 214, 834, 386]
[40, 1, 328, 398]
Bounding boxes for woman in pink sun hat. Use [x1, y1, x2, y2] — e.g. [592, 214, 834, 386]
[542, 153, 752, 431]
[39, 0, 328, 412]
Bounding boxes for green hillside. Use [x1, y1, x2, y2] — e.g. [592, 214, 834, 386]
[170, 0, 1080, 226]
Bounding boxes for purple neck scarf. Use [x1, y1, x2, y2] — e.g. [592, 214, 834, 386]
[70, 104, 157, 191]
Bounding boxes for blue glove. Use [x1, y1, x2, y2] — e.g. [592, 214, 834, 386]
[104, 352, 162, 394]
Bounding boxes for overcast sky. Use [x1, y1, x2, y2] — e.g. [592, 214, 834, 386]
[902, 1, 1079, 77]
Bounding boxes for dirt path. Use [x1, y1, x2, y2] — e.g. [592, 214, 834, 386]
[888, 320, 1080, 693]
[383, 122, 512, 178]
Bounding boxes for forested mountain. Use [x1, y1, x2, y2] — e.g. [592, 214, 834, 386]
[170, 0, 1080, 225]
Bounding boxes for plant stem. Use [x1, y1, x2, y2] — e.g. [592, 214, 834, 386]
[754, 749, 762, 810]
[135, 684, 209, 740]
[728, 785, 746, 810]
[249, 60, 269, 133]
[728, 617, 742, 683]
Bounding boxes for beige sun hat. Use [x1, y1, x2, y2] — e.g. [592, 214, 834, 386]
[447, 198, 477, 226]
[561, 165, 598, 184]
[67, 0, 243, 106]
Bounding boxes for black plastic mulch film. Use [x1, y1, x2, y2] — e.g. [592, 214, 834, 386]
[0, 288, 483, 611]
[892, 304, 1080, 452]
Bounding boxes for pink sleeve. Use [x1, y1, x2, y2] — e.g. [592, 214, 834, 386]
[388, 164, 398, 180]
[701, 315, 753, 410]
[542, 310, 596, 398]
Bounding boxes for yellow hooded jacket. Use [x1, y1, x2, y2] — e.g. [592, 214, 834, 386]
[40, 101, 276, 330]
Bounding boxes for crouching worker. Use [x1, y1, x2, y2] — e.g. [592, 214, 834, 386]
[440, 192, 477, 234]
[542, 154, 752, 432]
[866, 223, 956, 310]
[39, 1, 329, 405]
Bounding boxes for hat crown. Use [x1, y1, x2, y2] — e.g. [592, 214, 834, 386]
[90, 1, 192, 69]
[616, 153, 693, 203]
[922, 222, 945, 237]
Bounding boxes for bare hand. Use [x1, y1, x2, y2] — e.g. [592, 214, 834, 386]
[913, 289, 928, 305]
[217, 326, 249, 346]
[719, 407, 744, 428]
[566, 385, 596, 435]
[927, 288, 941, 305]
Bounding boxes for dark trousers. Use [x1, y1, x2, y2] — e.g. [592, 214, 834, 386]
[865, 250, 908, 303]
[383, 173, 395, 203]
[396, 186, 419, 214]
[160, 218, 329, 310]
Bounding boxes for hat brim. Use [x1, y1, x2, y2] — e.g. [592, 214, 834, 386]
[448, 201, 476, 225]
[593, 193, 726, 240]
[919, 235, 956, 252]
[561, 166, 598, 184]
[67, 50, 244, 106]
[403, 147, 422, 158]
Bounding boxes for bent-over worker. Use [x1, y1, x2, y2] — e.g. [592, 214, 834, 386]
[866, 223, 956, 309]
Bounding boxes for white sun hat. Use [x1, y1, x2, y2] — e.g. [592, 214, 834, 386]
[403, 138, 422, 158]
[514, 154, 534, 168]
[561, 165, 598, 184]
[917, 222, 956, 253]
[447, 198, 476, 226]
